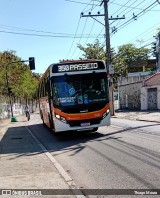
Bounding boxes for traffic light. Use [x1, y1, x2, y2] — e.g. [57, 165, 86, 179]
[29, 57, 35, 70]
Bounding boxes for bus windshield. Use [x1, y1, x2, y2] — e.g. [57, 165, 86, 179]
[51, 73, 108, 107]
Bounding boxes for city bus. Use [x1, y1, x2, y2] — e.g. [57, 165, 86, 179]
[37, 59, 110, 134]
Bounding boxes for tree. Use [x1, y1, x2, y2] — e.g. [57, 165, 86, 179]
[77, 39, 106, 60]
[0, 50, 40, 99]
[77, 41, 150, 90]
[112, 44, 150, 78]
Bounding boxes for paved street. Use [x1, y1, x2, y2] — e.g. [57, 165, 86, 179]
[0, 112, 160, 197]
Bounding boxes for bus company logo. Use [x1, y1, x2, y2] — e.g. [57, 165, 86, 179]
[58, 63, 98, 72]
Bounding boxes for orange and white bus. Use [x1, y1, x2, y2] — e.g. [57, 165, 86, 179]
[37, 59, 110, 134]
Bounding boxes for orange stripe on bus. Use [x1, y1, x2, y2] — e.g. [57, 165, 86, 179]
[54, 103, 110, 121]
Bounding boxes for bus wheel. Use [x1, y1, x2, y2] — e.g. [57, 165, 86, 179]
[53, 131, 60, 136]
[90, 127, 98, 132]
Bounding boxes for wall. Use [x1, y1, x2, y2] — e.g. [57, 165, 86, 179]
[141, 73, 160, 110]
[118, 72, 155, 110]
[0, 95, 38, 120]
[119, 82, 142, 109]
[113, 92, 119, 110]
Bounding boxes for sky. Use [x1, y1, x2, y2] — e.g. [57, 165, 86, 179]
[0, 0, 160, 74]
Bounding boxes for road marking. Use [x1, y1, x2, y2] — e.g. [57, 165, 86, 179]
[25, 126, 86, 198]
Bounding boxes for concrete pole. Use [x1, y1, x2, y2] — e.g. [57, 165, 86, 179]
[157, 33, 160, 72]
[103, 0, 115, 116]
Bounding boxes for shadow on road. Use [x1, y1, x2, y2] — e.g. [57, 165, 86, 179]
[0, 123, 120, 157]
[1, 121, 160, 157]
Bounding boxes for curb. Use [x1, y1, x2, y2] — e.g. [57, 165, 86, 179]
[112, 116, 160, 123]
[136, 119, 160, 123]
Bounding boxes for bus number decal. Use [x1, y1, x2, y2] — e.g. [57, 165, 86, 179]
[58, 63, 98, 72]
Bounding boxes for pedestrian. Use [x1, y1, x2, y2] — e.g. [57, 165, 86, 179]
[24, 105, 30, 121]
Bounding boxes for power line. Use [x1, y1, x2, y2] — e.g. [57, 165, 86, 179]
[128, 21, 160, 43]
[110, 0, 145, 27]
[81, 0, 101, 14]
[110, 0, 160, 11]
[64, 0, 96, 5]
[0, 29, 103, 38]
[0, 24, 74, 35]
[111, 0, 131, 16]
[70, 18, 88, 58]
[65, 0, 97, 59]
[110, 0, 156, 33]
[75, 20, 96, 59]
[65, 17, 81, 59]
[66, 0, 103, 59]
[81, 0, 93, 13]
[114, 0, 158, 33]
[0, 23, 102, 37]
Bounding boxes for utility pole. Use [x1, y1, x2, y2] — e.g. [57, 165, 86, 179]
[81, 0, 125, 116]
[157, 32, 160, 72]
[103, 0, 114, 116]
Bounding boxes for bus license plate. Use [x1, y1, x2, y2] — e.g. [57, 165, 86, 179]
[81, 122, 90, 127]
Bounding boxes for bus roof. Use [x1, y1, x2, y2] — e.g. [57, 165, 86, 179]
[59, 59, 104, 64]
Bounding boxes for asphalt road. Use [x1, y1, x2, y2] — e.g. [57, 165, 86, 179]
[27, 113, 160, 197]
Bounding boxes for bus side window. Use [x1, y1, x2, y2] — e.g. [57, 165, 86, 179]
[45, 79, 50, 95]
[43, 81, 46, 97]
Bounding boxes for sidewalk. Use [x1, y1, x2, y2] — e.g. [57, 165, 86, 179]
[113, 110, 160, 123]
[0, 117, 80, 197]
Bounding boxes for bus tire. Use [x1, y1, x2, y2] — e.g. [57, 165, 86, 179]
[90, 127, 98, 132]
[53, 131, 59, 136]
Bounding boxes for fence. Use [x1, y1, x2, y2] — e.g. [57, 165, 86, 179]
[0, 95, 38, 120]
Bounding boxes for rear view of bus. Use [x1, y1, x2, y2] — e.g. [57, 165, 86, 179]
[50, 60, 110, 133]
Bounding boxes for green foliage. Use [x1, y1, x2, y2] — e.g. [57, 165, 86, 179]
[0, 50, 40, 99]
[112, 43, 150, 77]
[77, 41, 151, 90]
[77, 39, 106, 60]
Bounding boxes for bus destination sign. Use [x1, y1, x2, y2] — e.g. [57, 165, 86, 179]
[52, 61, 105, 73]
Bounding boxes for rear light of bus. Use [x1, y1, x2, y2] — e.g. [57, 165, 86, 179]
[55, 113, 67, 123]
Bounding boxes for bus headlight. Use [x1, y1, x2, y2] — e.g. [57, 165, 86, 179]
[103, 109, 110, 119]
[55, 114, 60, 119]
[55, 113, 67, 123]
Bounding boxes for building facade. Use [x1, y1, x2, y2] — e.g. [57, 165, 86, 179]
[118, 71, 155, 110]
[141, 73, 160, 110]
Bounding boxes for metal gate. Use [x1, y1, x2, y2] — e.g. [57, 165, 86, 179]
[148, 88, 157, 110]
